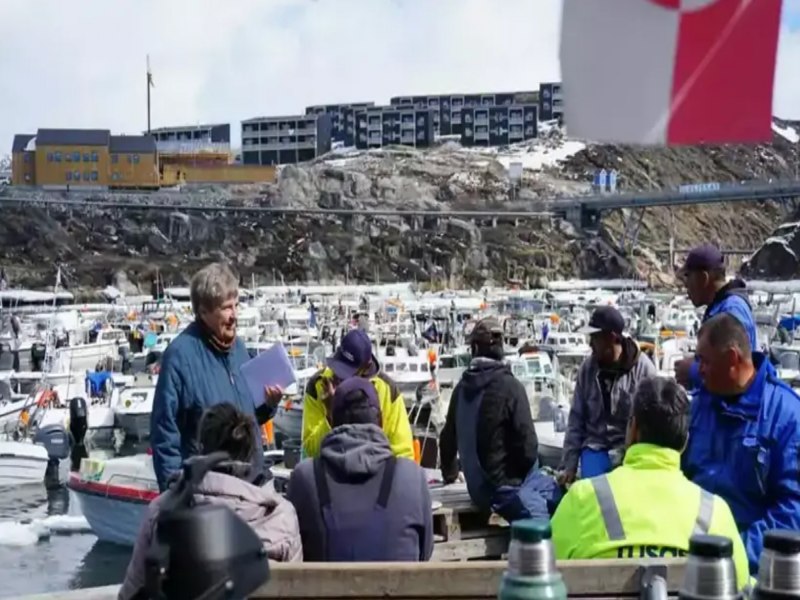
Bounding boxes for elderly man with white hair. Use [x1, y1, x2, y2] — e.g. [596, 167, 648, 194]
[150, 263, 281, 491]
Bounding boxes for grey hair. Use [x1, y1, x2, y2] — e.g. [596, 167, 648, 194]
[190, 263, 239, 315]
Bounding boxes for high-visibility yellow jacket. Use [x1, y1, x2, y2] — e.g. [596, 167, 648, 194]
[551, 443, 749, 591]
[301, 367, 414, 459]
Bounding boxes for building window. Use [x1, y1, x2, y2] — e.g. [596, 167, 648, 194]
[23, 154, 31, 164]
[91, 152, 98, 162]
[54, 152, 62, 162]
[111, 154, 118, 164]
[73, 152, 80, 162]
[66, 171, 72, 181]
[111, 172, 119, 181]
[74, 170, 80, 180]
[133, 154, 140, 164]
[83, 171, 90, 181]
[24, 174, 31, 182]
[65, 153, 72, 162]
[83, 153, 90, 162]
[91, 171, 98, 182]
[46, 153, 53, 162]
[127, 155, 133, 164]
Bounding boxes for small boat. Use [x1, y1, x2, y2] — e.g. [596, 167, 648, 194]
[67, 454, 158, 546]
[113, 374, 157, 441]
[0, 439, 50, 487]
[532, 419, 565, 470]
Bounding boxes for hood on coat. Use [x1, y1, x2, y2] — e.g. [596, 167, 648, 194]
[706, 279, 752, 315]
[616, 336, 642, 373]
[193, 471, 302, 562]
[320, 423, 393, 480]
[458, 357, 512, 400]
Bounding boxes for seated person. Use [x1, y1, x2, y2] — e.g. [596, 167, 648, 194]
[302, 328, 414, 459]
[119, 403, 302, 600]
[440, 318, 555, 522]
[560, 306, 656, 484]
[551, 377, 748, 591]
[288, 377, 433, 562]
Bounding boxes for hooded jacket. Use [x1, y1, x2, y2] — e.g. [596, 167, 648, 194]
[302, 366, 414, 460]
[439, 358, 538, 487]
[150, 321, 274, 491]
[287, 423, 433, 562]
[562, 337, 656, 473]
[118, 470, 302, 600]
[688, 279, 757, 388]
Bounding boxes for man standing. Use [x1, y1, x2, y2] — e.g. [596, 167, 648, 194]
[551, 376, 749, 591]
[440, 318, 546, 521]
[151, 263, 282, 491]
[302, 329, 414, 459]
[560, 306, 656, 484]
[683, 313, 800, 575]
[674, 244, 756, 388]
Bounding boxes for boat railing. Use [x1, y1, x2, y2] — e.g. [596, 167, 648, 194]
[102, 473, 159, 499]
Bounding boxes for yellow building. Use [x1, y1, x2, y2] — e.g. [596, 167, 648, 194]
[109, 135, 160, 189]
[35, 129, 111, 189]
[11, 134, 35, 185]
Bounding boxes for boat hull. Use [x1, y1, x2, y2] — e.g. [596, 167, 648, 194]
[115, 412, 150, 441]
[68, 478, 155, 546]
[0, 441, 49, 487]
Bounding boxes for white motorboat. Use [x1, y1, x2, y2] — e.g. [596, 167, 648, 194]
[114, 377, 156, 441]
[51, 327, 130, 373]
[533, 419, 565, 470]
[0, 439, 49, 487]
[67, 453, 159, 546]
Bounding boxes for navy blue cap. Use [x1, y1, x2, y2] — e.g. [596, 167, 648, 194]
[578, 306, 625, 335]
[679, 244, 725, 275]
[327, 329, 377, 379]
[331, 377, 381, 427]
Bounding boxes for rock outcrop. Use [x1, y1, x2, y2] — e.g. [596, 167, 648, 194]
[1, 122, 798, 293]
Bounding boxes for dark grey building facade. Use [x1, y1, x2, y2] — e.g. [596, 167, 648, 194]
[538, 82, 563, 122]
[461, 104, 538, 147]
[241, 113, 333, 165]
[305, 102, 374, 147]
[389, 91, 536, 136]
[148, 124, 231, 144]
[354, 106, 435, 150]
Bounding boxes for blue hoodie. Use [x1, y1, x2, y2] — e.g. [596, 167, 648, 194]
[689, 279, 757, 388]
[682, 353, 800, 574]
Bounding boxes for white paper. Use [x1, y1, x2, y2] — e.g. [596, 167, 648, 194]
[241, 344, 297, 407]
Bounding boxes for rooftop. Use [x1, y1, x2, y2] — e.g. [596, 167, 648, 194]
[36, 128, 111, 146]
[148, 123, 228, 134]
[109, 135, 157, 154]
[11, 134, 34, 153]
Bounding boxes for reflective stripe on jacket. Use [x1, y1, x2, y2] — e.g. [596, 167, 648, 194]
[551, 443, 749, 591]
[301, 367, 414, 459]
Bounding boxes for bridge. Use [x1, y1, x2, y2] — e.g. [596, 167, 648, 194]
[0, 179, 798, 228]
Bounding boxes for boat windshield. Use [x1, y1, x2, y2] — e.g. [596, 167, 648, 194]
[779, 351, 800, 371]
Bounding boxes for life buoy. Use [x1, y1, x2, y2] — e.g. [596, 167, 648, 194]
[36, 389, 58, 408]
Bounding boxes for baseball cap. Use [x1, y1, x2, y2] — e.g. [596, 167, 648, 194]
[468, 317, 504, 345]
[331, 376, 381, 427]
[677, 244, 725, 277]
[578, 306, 625, 336]
[327, 329, 377, 379]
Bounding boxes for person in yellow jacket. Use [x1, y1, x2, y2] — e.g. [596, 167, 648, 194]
[302, 329, 414, 459]
[551, 376, 749, 591]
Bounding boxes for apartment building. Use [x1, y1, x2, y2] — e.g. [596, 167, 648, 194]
[539, 82, 563, 122]
[241, 113, 333, 165]
[389, 91, 537, 136]
[305, 102, 374, 146]
[148, 123, 231, 146]
[461, 104, 538, 147]
[354, 106, 435, 150]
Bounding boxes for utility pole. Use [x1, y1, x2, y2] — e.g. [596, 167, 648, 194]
[146, 55, 154, 134]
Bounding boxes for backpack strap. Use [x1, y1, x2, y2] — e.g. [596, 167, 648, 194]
[376, 456, 397, 509]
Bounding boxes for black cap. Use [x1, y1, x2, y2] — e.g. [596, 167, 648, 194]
[678, 244, 725, 276]
[468, 317, 503, 346]
[763, 530, 800, 555]
[578, 306, 625, 336]
[688, 534, 733, 559]
[511, 519, 551, 543]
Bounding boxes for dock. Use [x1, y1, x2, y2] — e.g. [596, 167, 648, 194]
[18, 558, 688, 599]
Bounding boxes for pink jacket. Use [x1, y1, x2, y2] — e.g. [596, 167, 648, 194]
[118, 472, 302, 600]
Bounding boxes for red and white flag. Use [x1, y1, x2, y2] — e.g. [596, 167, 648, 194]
[560, 0, 784, 145]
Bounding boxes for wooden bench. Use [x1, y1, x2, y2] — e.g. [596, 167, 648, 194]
[19, 559, 689, 599]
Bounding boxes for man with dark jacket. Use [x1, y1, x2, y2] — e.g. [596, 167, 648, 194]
[674, 244, 757, 389]
[440, 317, 546, 521]
[560, 306, 657, 485]
[287, 377, 433, 562]
[150, 263, 281, 491]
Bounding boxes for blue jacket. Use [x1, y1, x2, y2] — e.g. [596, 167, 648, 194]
[689, 280, 757, 388]
[683, 353, 800, 574]
[150, 322, 273, 491]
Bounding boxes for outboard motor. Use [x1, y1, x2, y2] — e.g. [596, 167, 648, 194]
[33, 424, 71, 489]
[68, 397, 89, 472]
[143, 452, 270, 600]
[753, 530, 800, 599]
[679, 534, 740, 600]
[30, 342, 46, 372]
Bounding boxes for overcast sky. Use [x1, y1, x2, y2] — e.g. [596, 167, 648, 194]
[0, 0, 798, 151]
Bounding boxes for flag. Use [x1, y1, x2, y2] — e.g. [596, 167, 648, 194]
[560, 0, 783, 145]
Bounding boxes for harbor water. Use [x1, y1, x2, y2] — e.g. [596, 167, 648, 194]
[0, 474, 132, 597]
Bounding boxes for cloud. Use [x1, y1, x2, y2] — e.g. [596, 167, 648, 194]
[0, 0, 797, 153]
